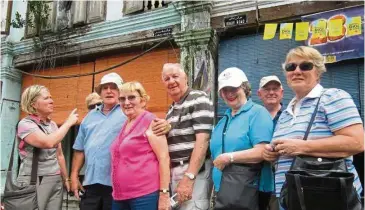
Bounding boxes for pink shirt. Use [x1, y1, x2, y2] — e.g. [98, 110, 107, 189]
[111, 111, 159, 200]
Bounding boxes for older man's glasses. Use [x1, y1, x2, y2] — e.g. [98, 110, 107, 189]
[88, 102, 102, 110]
[262, 87, 281, 92]
[285, 61, 314, 72]
[118, 95, 140, 103]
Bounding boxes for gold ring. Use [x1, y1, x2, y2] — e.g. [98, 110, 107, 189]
[165, 124, 171, 132]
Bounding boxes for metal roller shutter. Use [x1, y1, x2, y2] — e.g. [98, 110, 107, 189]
[218, 33, 301, 117]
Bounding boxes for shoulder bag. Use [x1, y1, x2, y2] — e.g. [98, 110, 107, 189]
[3, 122, 44, 210]
[214, 116, 261, 210]
[279, 94, 362, 210]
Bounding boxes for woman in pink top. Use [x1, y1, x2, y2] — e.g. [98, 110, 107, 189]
[111, 81, 170, 210]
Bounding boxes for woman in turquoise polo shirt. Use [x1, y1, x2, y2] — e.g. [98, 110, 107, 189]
[210, 67, 274, 210]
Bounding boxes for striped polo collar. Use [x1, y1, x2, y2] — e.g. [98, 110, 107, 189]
[174, 87, 192, 105]
[286, 83, 324, 115]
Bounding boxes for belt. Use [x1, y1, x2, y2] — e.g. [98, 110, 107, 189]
[171, 159, 206, 173]
[171, 159, 189, 168]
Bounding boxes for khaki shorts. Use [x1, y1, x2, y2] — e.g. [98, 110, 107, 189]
[171, 159, 213, 210]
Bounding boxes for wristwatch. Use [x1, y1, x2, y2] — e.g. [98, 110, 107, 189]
[184, 172, 196, 180]
[159, 189, 170, 194]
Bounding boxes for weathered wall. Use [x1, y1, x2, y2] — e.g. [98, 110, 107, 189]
[93, 48, 179, 118]
[20, 47, 179, 124]
[20, 62, 94, 124]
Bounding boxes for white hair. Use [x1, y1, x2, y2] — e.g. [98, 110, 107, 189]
[162, 63, 186, 76]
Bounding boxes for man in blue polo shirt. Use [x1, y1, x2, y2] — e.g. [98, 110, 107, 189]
[71, 73, 126, 210]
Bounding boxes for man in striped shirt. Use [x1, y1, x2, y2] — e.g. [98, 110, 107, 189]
[156, 63, 214, 209]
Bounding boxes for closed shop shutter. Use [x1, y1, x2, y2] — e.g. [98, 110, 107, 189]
[217, 33, 364, 121]
[21, 62, 95, 125]
[324, 59, 364, 120]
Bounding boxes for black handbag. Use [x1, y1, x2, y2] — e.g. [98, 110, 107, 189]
[214, 116, 261, 210]
[3, 122, 41, 210]
[279, 95, 362, 210]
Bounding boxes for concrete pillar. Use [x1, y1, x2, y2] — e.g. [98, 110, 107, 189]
[173, 1, 217, 102]
[0, 39, 22, 194]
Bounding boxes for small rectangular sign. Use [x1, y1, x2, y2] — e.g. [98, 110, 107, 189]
[153, 27, 173, 37]
[224, 15, 247, 27]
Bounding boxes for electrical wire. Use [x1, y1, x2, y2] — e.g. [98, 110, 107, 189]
[14, 36, 172, 79]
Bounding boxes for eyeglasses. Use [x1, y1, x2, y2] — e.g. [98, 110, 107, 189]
[87, 102, 102, 110]
[118, 95, 140, 103]
[262, 87, 281, 92]
[285, 61, 314, 72]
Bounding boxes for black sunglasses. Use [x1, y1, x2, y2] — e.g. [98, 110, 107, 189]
[285, 61, 314, 72]
[87, 102, 102, 110]
[118, 95, 140, 103]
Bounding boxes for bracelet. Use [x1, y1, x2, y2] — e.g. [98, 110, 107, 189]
[64, 178, 71, 182]
[228, 153, 234, 163]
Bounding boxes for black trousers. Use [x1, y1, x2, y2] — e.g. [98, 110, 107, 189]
[80, 184, 113, 210]
[259, 192, 280, 210]
[259, 191, 271, 210]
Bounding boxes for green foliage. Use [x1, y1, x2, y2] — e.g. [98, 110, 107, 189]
[11, 0, 50, 39]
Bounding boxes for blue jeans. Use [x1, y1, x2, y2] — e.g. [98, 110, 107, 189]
[111, 191, 159, 210]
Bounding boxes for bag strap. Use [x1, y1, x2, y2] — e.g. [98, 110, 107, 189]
[7, 122, 20, 171]
[221, 116, 229, 154]
[294, 174, 306, 210]
[303, 93, 324, 140]
[7, 121, 40, 185]
[28, 119, 49, 185]
[11, 118, 46, 185]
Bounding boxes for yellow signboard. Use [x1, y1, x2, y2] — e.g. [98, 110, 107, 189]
[295, 22, 309, 41]
[279, 23, 294, 40]
[325, 55, 337, 63]
[312, 19, 327, 39]
[328, 19, 343, 37]
[263, 23, 278, 40]
[347, 16, 362, 36]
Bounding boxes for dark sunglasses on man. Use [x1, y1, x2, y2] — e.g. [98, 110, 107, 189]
[88, 102, 102, 110]
[285, 61, 314, 72]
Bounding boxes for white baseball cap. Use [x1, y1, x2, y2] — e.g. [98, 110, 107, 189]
[95, 72, 123, 94]
[259, 75, 282, 89]
[218, 67, 248, 91]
